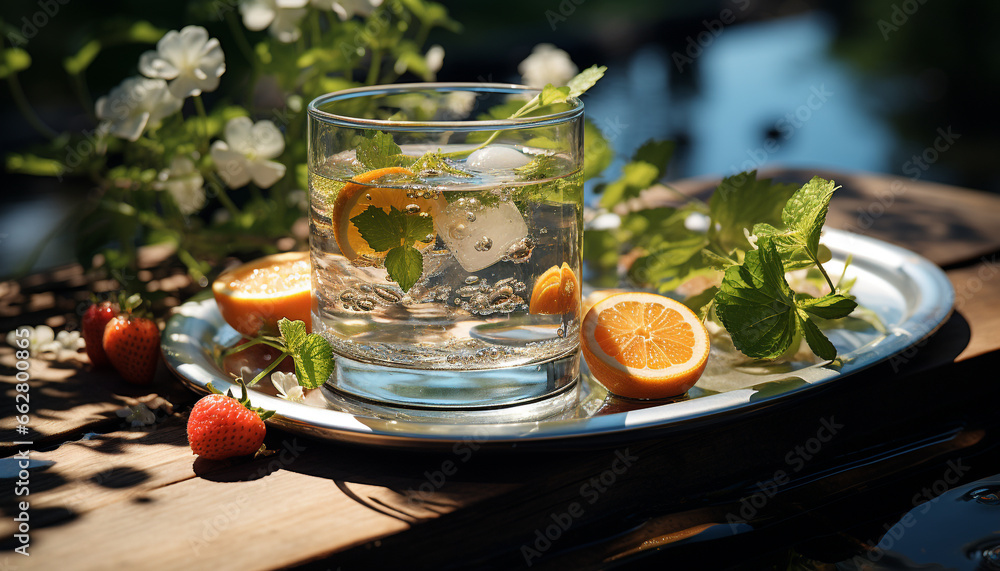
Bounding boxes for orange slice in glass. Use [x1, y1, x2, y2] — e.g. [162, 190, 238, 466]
[330, 166, 438, 261]
[212, 252, 312, 337]
[582, 292, 710, 399]
[529, 263, 580, 316]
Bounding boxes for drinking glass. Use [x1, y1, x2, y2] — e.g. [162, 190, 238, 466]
[307, 83, 584, 421]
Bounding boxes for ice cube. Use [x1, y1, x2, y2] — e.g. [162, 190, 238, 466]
[435, 197, 529, 272]
[466, 146, 532, 170]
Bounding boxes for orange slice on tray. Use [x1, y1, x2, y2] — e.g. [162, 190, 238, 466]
[331, 167, 438, 261]
[582, 292, 710, 399]
[212, 252, 312, 337]
[529, 263, 580, 316]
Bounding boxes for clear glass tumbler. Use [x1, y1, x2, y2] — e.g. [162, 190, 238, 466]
[307, 83, 584, 421]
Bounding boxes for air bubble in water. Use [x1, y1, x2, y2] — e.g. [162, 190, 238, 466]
[405, 204, 421, 214]
[474, 236, 493, 252]
[465, 276, 479, 285]
[365, 194, 372, 201]
[466, 211, 477, 222]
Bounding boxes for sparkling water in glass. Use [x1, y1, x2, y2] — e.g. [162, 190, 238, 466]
[307, 84, 583, 420]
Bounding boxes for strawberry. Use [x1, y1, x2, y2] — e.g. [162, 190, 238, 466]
[82, 301, 118, 367]
[187, 387, 271, 460]
[103, 301, 161, 385]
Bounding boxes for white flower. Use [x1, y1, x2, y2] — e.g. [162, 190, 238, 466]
[443, 91, 476, 118]
[95, 77, 183, 142]
[518, 44, 578, 89]
[5, 326, 83, 358]
[240, 0, 308, 43]
[156, 156, 206, 215]
[116, 404, 157, 428]
[328, 0, 382, 21]
[425, 44, 444, 74]
[210, 116, 286, 189]
[271, 371, 305, 402]
[139, 25, 226, 99]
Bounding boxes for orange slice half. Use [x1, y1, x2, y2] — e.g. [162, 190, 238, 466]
[582, 292, 710, 399]
[212, 252, 312, 337]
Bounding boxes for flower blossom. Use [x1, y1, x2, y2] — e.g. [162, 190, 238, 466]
[95, 77, 183, 142]
[139, 25, 226, 99]
[271, 371, 305, 402]
[156, 156, 206, 215]
[116, 404, 157, 428]
[425, 44, 444, 75]
[518, 44, 578, 88]
[6, 325, 84, 358]
[328, 0, 382, 21]
[210, 116, 286, 189]
[240, 0, 308, 43]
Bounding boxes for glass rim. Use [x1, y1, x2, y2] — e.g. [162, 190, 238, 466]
[307, 82, 584, 131]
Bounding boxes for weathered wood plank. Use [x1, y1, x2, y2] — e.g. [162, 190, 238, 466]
[1, 416, 515, 569]
[0, 347, 191, 455]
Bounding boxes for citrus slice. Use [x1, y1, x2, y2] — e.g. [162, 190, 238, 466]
[330, 166, 438, 261]
[212, 252, 312, 337]
[582, 292, 710, 399]
[529, 263, 580, 315]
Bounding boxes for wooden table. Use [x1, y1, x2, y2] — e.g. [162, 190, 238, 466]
[2, 168, 1000, 569]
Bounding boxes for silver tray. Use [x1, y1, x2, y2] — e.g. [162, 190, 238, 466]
[161, 229, 954, 450]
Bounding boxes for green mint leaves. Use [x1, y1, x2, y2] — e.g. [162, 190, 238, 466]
[714, 238, 857, 361]
[350, 205, 433, 292]
[278, 318, 334, 389]
[752, 176, 837, 272]
[357, 131, 405, 170]
[708, 171, 799, 252]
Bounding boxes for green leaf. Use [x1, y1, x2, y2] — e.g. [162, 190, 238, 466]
[539, 84, 571, 106]
[63, 40, 100, 75]
[5, 153, 65, 177]
[796, 293, 857, 320]
[714, 238, 798, 359]
[411, 151, 471, 177]
[0, 48, 31, 78]
[752, 176, 838, 271]
[583, 119, 613, 182]
[292, 334, 334, 389]
[399, 208, 434, 245]
[278, 318, 307, 352]
[797, 310, 837, 361]
[357, 131, 403, 170]
[701, 248, 738, 270]
[632, 140, 675, 177]
[385, 245, 423, 292]
[567, 65, 608, 98]
[708, 171, 800, 252]
[598, 161, 659, 209]
[684, 286, 719, 320]
[351, 205, 404, 251]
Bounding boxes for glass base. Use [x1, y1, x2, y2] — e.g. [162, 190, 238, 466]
[322, 349, 581, 423]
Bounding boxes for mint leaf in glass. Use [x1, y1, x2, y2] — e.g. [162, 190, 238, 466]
[385, 245, 423, 292]
[357, 131, 404, 170]
[351, 205, 404, 251]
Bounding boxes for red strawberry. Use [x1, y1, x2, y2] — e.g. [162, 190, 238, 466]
[187, 393, 268, 460]
[82, 301, 118, 367]
[103, 314, 160, 384]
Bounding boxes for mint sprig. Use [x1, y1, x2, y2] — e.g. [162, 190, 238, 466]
[350, 205, 432, 292]
[222, 318, 334, 391]
[713, 237, 857, 361]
